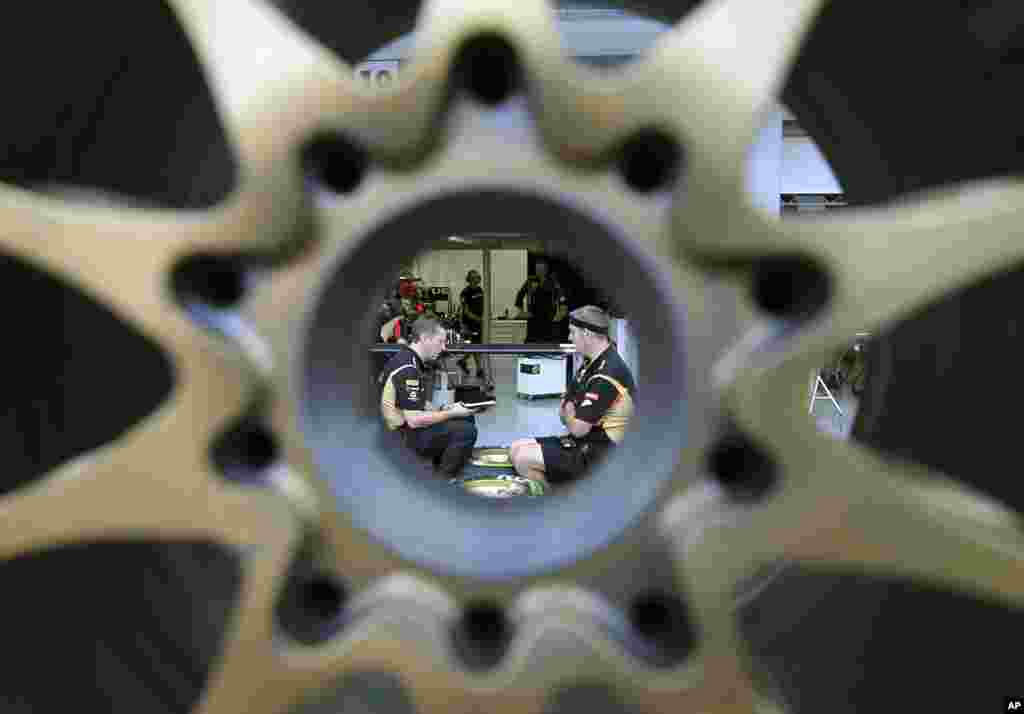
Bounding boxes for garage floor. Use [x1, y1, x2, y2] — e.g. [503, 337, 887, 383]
[455, 355, 566, 447]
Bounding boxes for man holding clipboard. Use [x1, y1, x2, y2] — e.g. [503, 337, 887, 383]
[379, 315, 484, 479]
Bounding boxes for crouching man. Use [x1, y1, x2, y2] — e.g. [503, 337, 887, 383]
[380, 315, 479, 479]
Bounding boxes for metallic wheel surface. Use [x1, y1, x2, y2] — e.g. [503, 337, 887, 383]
[2, 1, 1023, 713]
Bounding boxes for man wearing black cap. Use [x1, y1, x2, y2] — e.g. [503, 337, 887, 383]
[509, 306, 636, 488]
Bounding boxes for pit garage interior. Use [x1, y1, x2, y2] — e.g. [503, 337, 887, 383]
[1, 2, 1022, 714]
[363, 15, 860, 451]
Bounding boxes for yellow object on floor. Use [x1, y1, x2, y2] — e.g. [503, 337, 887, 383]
[469, 447, 512, 467]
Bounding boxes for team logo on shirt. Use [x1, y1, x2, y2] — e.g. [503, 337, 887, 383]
[404, 379, 420, 400]
[581, 399, 593, 407]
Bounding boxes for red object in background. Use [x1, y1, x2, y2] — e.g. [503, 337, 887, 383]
[415, 303, 425, 313]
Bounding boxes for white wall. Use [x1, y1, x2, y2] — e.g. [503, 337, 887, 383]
[782, 136, 843, 194]
[411, 248, 528, 318]
[413, 250, 483, 312]
[747, 109, 783, 215]
[489, 249, 528, 318]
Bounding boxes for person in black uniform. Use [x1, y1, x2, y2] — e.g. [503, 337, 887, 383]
[379, 315, 480, 479]
[509, 306, 635, 487]
[456, 269, 491, 388]
[514, 259, 567, 343]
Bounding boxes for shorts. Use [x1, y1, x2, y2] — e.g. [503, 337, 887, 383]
[536, 436, 609, 485]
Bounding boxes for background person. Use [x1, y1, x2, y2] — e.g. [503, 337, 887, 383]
[514, 258, 567, 343]
[456, 269, 492, 391]
[508, 306, 635, 488]
[379, 315, 479, 479]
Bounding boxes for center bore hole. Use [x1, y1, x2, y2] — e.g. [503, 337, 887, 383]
[369, 236, 639, 500]
[303, 189, 684, 579]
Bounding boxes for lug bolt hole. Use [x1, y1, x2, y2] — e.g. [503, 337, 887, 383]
[211, 419, 279, 484]
[752, 255, 831, 320]
[453, 33, 522, 106]
[451, 601, 512, 670]
[707, 430, 778, 502]
[303, 133, 369, 195]
[629, 591, 698, 665]
[171, 254, 247, 310]
[277, 570, 348, 646]
[617, 129, 682, 193]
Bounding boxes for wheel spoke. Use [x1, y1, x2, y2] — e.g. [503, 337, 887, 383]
[721, 337, 1024, 611]
[798, 177, 1024, 339]
[0, 187, 220, 342]
[362, 0, 565, 158]
[0, 187, 276, 553]
[194, 513, 300, 714]
[646, 0, 825, 171]
[0, 405, 283, 560]
[753, 420, 1024, 610]
[659, 480, 775, 711]
[166, 0, 354, 169]
[638, 0, 826, 264]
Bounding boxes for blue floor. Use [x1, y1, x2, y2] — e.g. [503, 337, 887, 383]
[457, 355, 565, 447]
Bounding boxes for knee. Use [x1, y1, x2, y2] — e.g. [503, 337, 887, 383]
[511, 442, 532, 468]
[509, 440, 525, 461]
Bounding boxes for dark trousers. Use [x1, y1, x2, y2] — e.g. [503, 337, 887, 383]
[403, 416, 478, 477]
